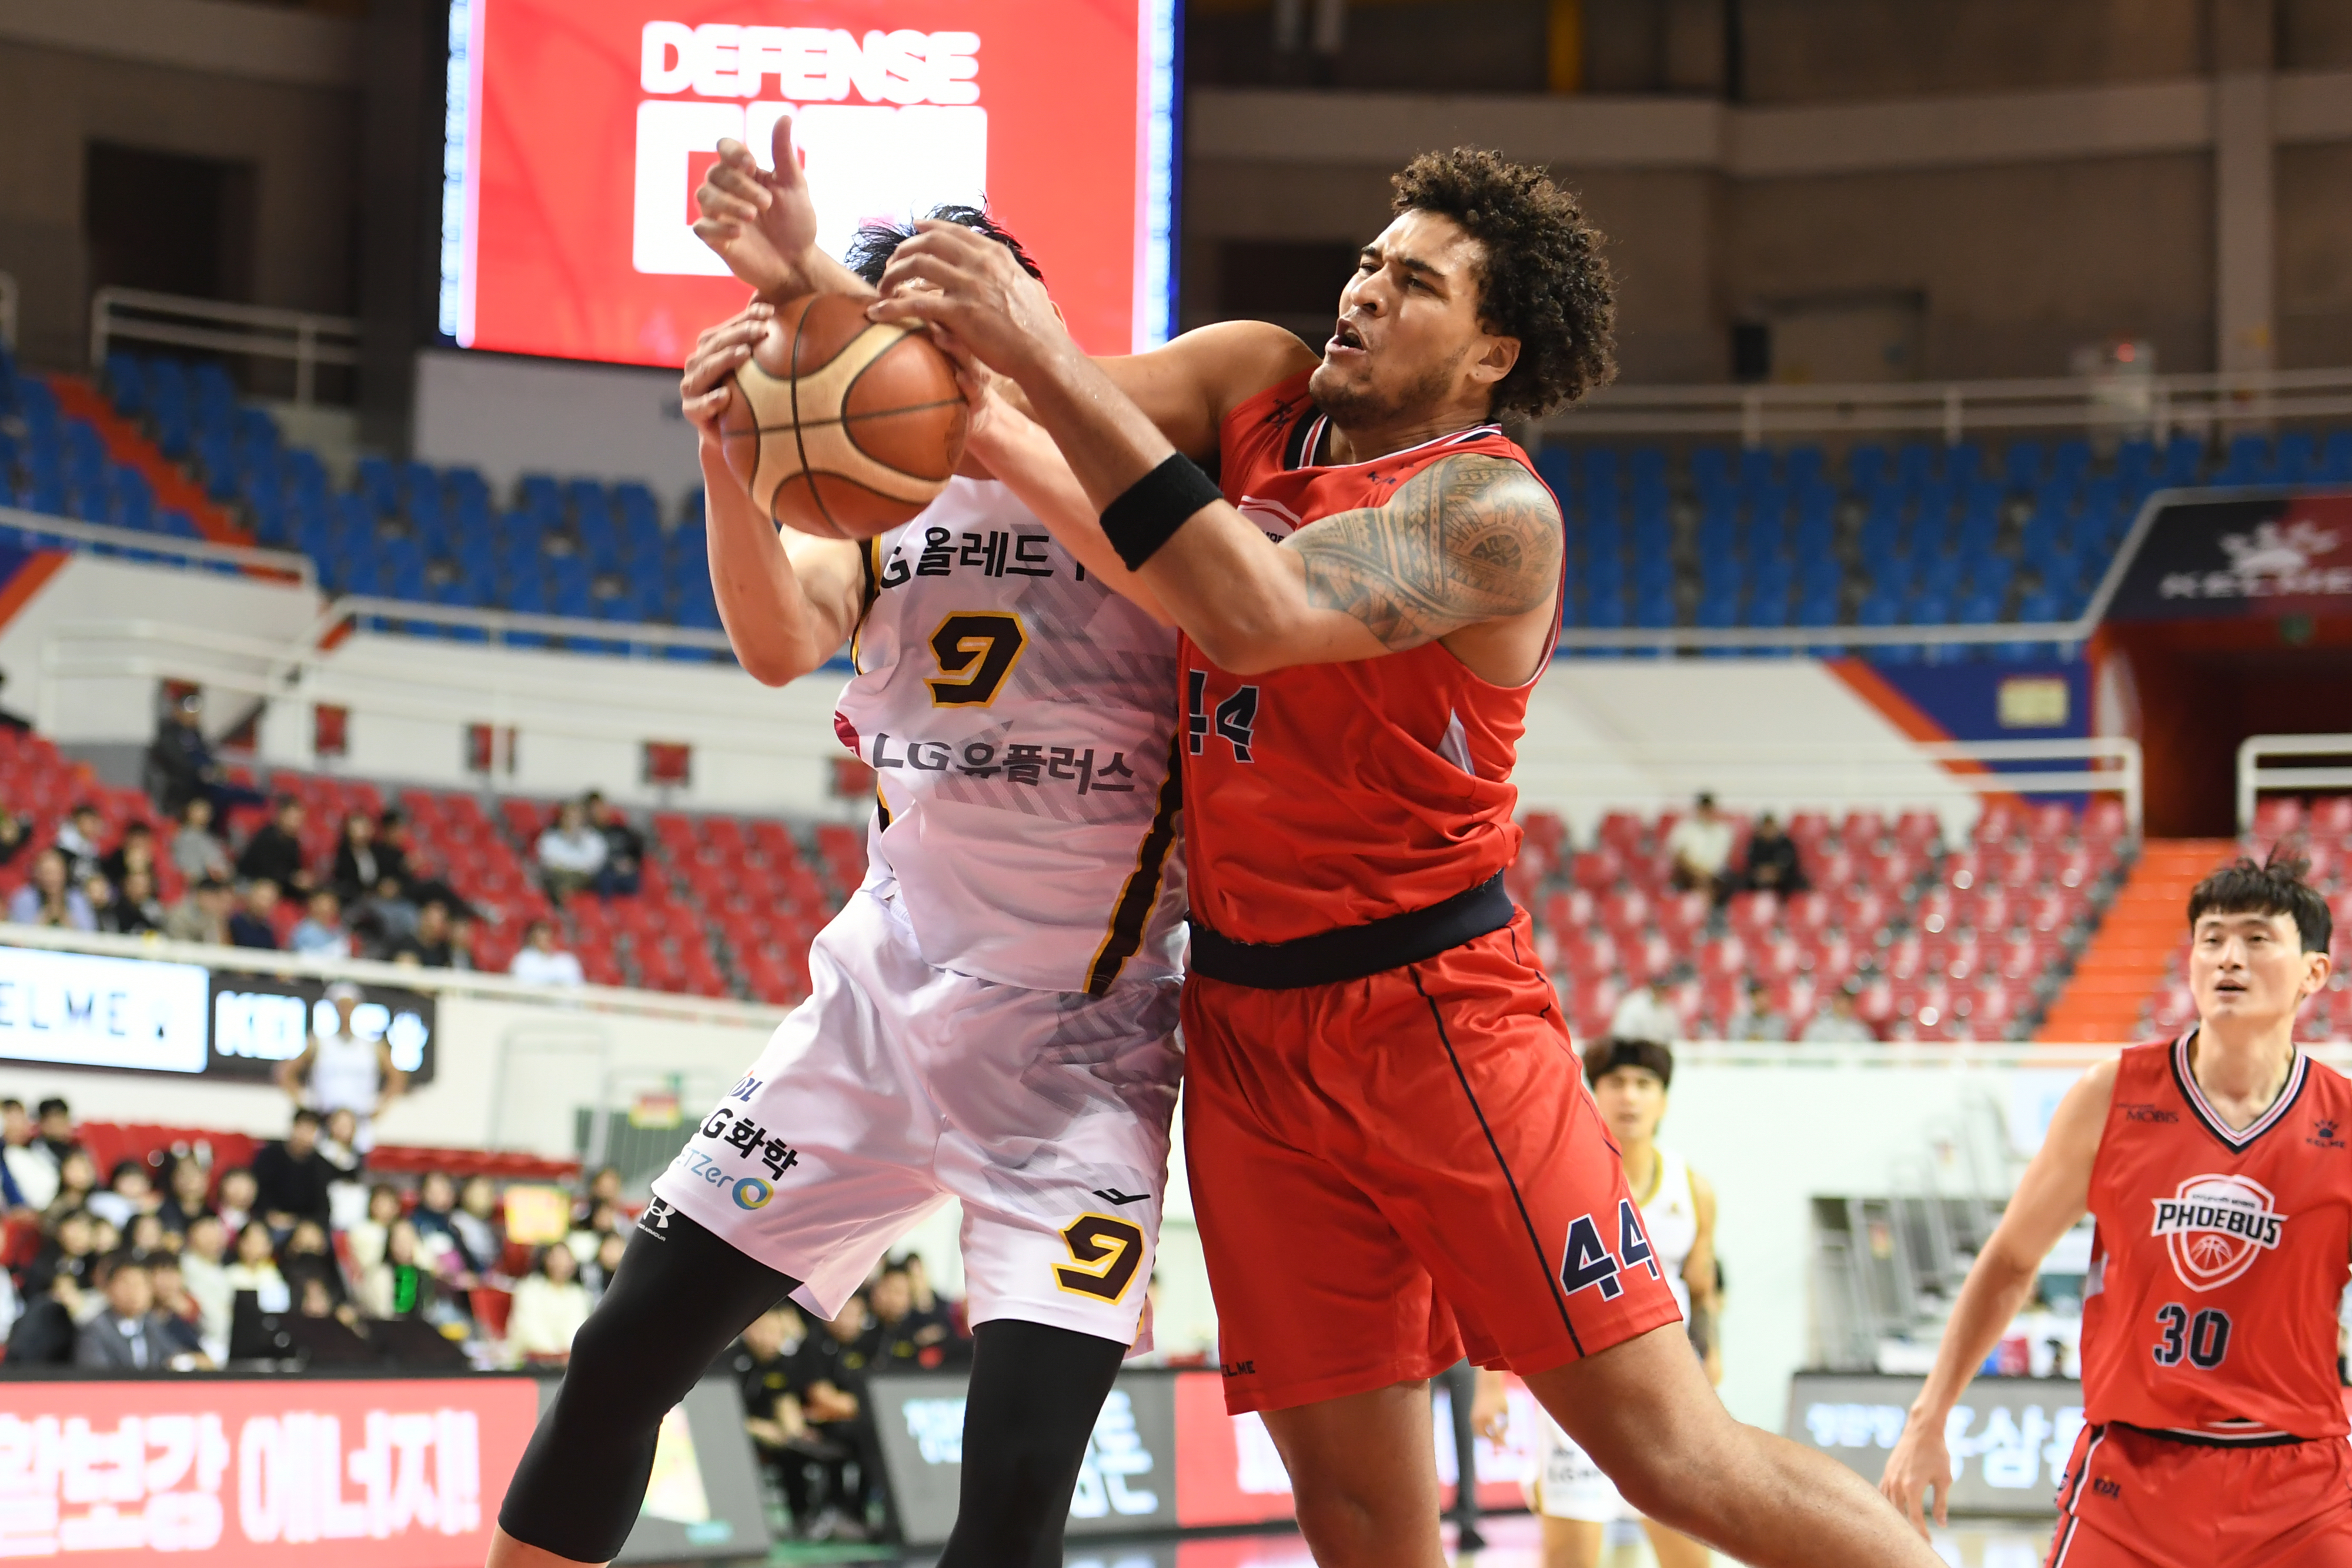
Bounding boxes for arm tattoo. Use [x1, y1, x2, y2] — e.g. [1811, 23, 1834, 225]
[1289, 453, 1563, 652]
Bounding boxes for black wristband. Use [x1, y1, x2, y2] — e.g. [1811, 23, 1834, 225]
[1100, 453, 1222, 571]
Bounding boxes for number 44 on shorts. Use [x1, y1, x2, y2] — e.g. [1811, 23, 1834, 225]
[1561, 1200, 1665, 1301]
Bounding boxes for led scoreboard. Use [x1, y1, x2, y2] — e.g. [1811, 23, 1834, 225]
[438, 0, 1180, 367]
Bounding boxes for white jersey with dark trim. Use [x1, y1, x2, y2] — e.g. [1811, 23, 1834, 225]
[833, 476, 1184, 996]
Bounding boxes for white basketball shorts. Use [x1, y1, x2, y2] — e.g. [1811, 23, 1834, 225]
[649, 881, 1182, 1348]
[1532, 1414, 1631, 1523]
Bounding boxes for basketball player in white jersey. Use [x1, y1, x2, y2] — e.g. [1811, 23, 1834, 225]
[487, 174, 1185, 1567]
[275, 979, 405, 1150]
[1523, 1038, 1722, 1568]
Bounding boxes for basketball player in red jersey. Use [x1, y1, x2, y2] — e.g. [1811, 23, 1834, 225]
[670, 133, 1940, 1564]
[1882, 852, 2343, 1566]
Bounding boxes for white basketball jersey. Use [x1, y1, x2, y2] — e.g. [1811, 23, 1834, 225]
[1641, 1145, 1701, 1318]
[834, 477, 1184, 995]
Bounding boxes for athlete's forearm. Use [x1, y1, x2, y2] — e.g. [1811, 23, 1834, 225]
[753, 247, 873, 307]
[1907, 1246, 2039, 1428]
[963, 399, 1170, 624]
[1006, 339, 1369, 673]
[697, 439, 841, 685]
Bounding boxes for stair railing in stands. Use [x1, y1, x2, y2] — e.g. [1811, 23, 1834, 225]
[89, 287, 359, 407]
[1529, 735, 2143, 837]
[2236, 733, 2352, 834]
[0, 270, 17, 353]
[0, 503, 317, 589]
[1541, 365, 2352, 446]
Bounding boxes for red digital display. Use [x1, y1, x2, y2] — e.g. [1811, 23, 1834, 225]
[440, 0, 1181, 367]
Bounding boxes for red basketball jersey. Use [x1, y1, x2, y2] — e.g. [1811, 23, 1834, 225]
[1180, 372, 1558, 944]
[2079, 1034, 2352, 1442]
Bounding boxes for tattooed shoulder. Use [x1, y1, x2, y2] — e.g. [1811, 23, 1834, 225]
[1289, 452, 1562, 652]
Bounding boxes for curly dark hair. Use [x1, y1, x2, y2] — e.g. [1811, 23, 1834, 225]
[1389, 147, 1615, 420]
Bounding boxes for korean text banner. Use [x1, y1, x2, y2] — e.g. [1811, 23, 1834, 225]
[1786, 1372, 2076, 1517]
[0, 1377, 539, 1566]
[440, 0, 1181, 367]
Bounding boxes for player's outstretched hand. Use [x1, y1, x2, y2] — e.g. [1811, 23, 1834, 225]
[869, 222, 1069, 383]
[1876, 1410, 1953, 1537]
[693, 118, 820, 297]
[679, 305, 774, 437]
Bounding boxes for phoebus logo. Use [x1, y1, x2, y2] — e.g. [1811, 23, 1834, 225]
[2150, 1174, 2287, 1290]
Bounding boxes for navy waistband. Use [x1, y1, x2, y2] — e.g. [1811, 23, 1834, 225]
[1186, 872, 1514, 989]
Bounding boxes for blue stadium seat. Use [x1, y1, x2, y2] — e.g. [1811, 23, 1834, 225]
[2160, 434, 2204, 486]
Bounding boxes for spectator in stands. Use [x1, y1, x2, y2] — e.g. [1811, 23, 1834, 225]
[350, 873, 420, 955]
[101, 868, 165, 935]
[99, 821, 157, 891]
[76, 1252, 205, 1370]
[288, 888, 352, 957]
[449, 1174, 505, 1281]
[55, 803, 106, 886]
[346, 1183, 404, 1275]
[125, 1212, 168, 1256]
[1802, 988, 1878, 1044]
[1727, 979, 1790, 1043]
[171, 795, 233, 885]
[252, 1108, 334, 1231]
[88, 1158, 162, 1231]
[731, 1302, 827, 1527]
[276, 981, 406, 1150]
[228, 879, 282, 949]
[536, 801, 608, 903]
[332, 811, 389, 903]
[213, 1167, 256, 1238]
[2, 1098, 59, 1212]
[583, 1232, 627, 1298]
[867, 1261, 947, 1370]
[508, 1243, 593, 1362]
[148, 1252, 207, 1343]
[281, 1218, 347, 1307]
[165, 875, 233, 945]
[9, 848, 95, 931]
[509, 918, 584, 987]
[45, 1149, 96, 1225]
[410, 1171, 462, 1258]
[390, 897, 465, 968]
[583, 791, 644, 896]
[177, 1213, 233, 1359]
[1609, 974, 1682, 1045]
[0, 796, 29, 867]
[35, 1097, 79, 1167]
[156, 1154, 213, 1239]
[797, 1295, 887, 1540]
[146, 691, 268, 820]
[576, 1163, 624, 1225]
[319, 1106, 367, 1188]
[357, 1217, 436, 1320]
[238, 797, 313, 895]
[224, 1221, 289, 1312]
[1666, 791, 1736, 902]
[22, 1208, 98, 1316]
[1740, 812, 1807, 896]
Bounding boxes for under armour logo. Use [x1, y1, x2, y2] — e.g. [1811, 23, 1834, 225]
[639, 1198, 676, 1238]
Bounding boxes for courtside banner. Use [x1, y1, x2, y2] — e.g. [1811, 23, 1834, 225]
[0, 1376, 538, 1564]
[1786, 1372, 2077, 1517]
[2104, 492, 2352, 622]
[0, 944, 209, 1075]
[438, 0, 1181, 366]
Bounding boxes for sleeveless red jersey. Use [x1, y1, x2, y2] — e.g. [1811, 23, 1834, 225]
[2079, 1033, 2352, 1442]
[1180, 371, 1557, 944]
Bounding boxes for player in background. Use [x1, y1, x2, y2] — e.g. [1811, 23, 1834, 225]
[713, 135, 1942, 1563]
[486, 193, 1185, 1568]
[1526, 1038, 1722, 1568]
[1880, 851, 2343, 1567]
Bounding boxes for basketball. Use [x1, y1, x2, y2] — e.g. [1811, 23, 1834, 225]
[717, 293, 970, 541]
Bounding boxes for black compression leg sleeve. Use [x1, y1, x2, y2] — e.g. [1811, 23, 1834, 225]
[497, 1209, 797, 1563]
[936, 1319, 1130, 1568]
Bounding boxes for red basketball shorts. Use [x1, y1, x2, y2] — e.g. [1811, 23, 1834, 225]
[2047, 1423, 2352, 1568]
[1182, 911, 1684, 1415]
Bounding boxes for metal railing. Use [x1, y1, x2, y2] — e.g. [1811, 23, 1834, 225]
[2236, 732, 2352, 834]
[89, 287, 359, 406]
[0, 504, 316, 589]
[1530, 735, 2143, 834]
[1543, 365, 2352, 446]
[0, 270, 16, 353]
[293, 594, 736, 661]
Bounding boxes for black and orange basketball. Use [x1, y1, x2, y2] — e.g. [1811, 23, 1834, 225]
[717, 293, 970, 540]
